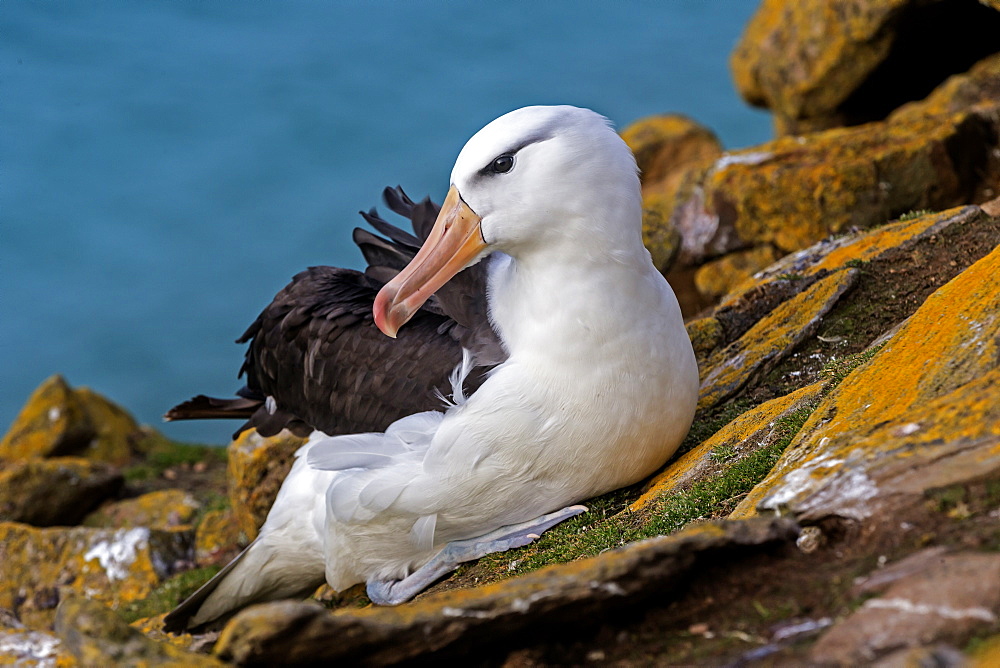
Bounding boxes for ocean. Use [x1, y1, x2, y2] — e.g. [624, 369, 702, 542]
[1, 2, 771, 445]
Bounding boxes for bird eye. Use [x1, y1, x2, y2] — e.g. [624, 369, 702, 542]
[490, 154, 515, 174]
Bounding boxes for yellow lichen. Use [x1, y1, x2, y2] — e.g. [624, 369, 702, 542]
[227, 429, 307, 540]
[736, 244, 1000, 516]
[634, 382, 826, 513]
[83, 489, 200, 530]
[699, 269, 856, 410]
[694, 245, 781, 301]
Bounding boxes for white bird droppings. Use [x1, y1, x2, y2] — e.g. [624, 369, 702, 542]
[83, 528, 150, 582]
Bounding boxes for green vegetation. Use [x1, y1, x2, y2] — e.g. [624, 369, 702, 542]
[124, 434, 227, 482]
[117, 565, 220, 623]
[898, 208, 933, 221]
[464, 399, 817, 583]
[819, 344, 884, 386]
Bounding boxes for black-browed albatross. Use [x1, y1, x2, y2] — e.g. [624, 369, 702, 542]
[164, 105, 699, 633]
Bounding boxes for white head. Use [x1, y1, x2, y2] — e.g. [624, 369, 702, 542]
[374, 105, 642, 336]
[450, 105, 640, 254]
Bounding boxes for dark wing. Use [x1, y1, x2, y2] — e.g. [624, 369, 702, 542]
[234, 265, 477, 437]
[359, 187, 505, 366]
[165, 187, 506, 439]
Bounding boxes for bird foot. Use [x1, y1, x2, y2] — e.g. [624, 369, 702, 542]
[366, 504, 588, 605]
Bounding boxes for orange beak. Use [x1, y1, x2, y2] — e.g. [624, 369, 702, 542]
[373, 186, 487, 337]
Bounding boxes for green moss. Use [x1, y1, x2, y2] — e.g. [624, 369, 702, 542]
[680, 398, 755, 458]
[711, 445, 738, 462]
[123, 434, 226, 480]
[899, 208, 933, 221]
[462, 400, 817, 585]
[117, 565, 221, 623]
[819, 344, 884, 386]
[844, 258, 867, 269]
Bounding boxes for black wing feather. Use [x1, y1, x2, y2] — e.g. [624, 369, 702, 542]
[165, 186, 505, 438]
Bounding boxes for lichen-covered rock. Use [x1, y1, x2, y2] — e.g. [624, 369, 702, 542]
[622, 114, 723, 190]
[635, 382, 826, 513]
[0, 457, 123, 527]
[227, 429, 307, 540]
[693, 245, 781, 301]
[672, 111, 999, 261]
[684, 316, 724, 363]
[0, 629, 74, 667]
[0, 522, 192, 630]
[698, 269, 857, 410]
[55, 596, 222, 667]
[83, 489, 200, 530]
[0, 375, 147, 466]
[0, 607, 75, 666]
[0, 376, 94, 462]
[71, 387, 146, 466]
[620, 114, 723, 272]
[731, 0, 1000, 134]
[212, 518, 798, 666]
[737, 242, 1000, 520]
[194, 508, 242, 567]
[810, 551, 1000, 664]
[892, 52, 1000, 125]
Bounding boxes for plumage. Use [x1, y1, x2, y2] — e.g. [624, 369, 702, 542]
[164, 105, 699, 633]
[163, 187, 503, 439]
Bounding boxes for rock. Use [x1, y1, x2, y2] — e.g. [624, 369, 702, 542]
[737, 241, 1000, 520]
[0, 522, 192, 630]
[55, 596, 223, 667]
[194, 508, 242, 567]
[620, 114, 723, 273]
[0, 457, 123, 527]
[0, 628, 73, 667]
[212, 518, 798, 666]
[684, 315, 724, 362]
[0, 376, 93, 462]
[671, 110, 1000, 264]
[731, 0, 1000, 135]
[83, 489, 200, 530]
[0, 375, 147, 466]
[621, 114, 723, 190]
[693, 245, 781, 302]
[698, 269, 857, 411]
[227, 428, 307, 540]
[636, 381, 826, 513]
[72, 387, 146, 466]
[810, 551, 1000, 663]
[892, 52, 1000, 125]
[640, 195, 684, 273]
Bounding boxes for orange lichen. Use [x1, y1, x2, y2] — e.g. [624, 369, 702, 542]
[0, 522, 191, 630]
[702, 113, 972, 253]
[634, 382, 826, 513]
[699, 269, 856, 410]
[731, 0, 908, 130]
[694, 245, 781, 301]
[737, 244, 1000, 517]
[83, 489, 200, 530]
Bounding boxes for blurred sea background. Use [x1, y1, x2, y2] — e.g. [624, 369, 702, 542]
[2, 2, 771, 444]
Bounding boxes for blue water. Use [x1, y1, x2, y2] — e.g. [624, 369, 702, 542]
[2, 2, 771, 445]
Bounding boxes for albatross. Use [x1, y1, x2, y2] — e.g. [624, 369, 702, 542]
[164, 105, 699, 632]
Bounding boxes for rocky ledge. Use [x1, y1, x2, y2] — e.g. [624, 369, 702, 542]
[3, 1, 1000, 665]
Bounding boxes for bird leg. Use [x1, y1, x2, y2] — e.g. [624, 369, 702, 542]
[366, 504, 588, 605]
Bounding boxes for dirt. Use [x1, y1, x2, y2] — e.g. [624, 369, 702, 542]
[753, 211, 1000, 406]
